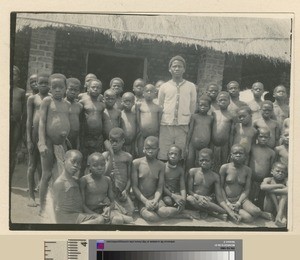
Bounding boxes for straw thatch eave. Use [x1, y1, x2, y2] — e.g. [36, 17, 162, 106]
[15, 13, 291, 63]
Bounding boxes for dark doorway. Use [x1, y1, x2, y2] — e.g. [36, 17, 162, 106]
[87, 52, 145, 92]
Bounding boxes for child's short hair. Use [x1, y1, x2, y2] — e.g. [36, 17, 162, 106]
[85, 73, 97, 81]
[144, 136, 159, 146]
[169, 55, 186, 69]
[206, 83, 221, 91]
[273, 85, 287, 94]
[168, 145, 182, 156]
[49, 73, 67, 85]
[199, 148, 213, 159]
[238, 105, 252, 115]
[109, 127, 125, 139]
[110, 77, 124, 87]
[133, 78, 145, 86]
[65, 149, 82, 160]
[257, 127, 271, 136]
[261, 100, 273, 108]
[199, 94, 212, 105]
[87, 78, 102, 88]
[231, 144, 246, 153]
[252, 82, 264, 89]
[144, 84, 156, 91]
[104, 89, 116, 96]
[67, 78, 81, 87]
[217, 91, 230, 100]
[37, 72, 50, 81]
[272, 161, 287, 171]
[122, 92, 135, 100]
[87, 152, 105, 165]
[226, 81, 239, 89]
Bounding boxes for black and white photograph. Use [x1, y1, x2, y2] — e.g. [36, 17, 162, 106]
[9, 12, 292, 231]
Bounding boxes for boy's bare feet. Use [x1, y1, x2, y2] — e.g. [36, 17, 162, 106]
[27, 198, 38, 207]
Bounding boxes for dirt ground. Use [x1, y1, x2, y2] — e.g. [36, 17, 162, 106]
[10, 162, 281, 230]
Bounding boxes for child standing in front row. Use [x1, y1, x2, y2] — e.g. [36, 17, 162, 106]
[103, 89, 121, 141]
[185, 94, 213, 172]
[136, 84, 162, 157]
[102, 128, 135, 216]
[120, 92, 137, 156]
[253, 100, 280, 149]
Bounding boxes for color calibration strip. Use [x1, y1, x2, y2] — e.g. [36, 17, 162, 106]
[97, 251, 235, 260]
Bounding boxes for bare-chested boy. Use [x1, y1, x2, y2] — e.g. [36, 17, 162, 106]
[10, 66, 26, 179]
[132, 136, 179, 222]
[162, 145, 193, 219]
[132, 78, 145, 104]
[185, 95, 213, 171]
[103, 89, 121, 140]
[136, 84, 162, 157]
[226, 81, 247, 122]
[249, 127, 275, 208]
[80, 152, 133, 224]
[261, 162, 288, 227]
[26, 74, 39, 99]
[78, 73, 97, 100]
[102, 128, 135, 216]
[65, 78, 83, 150]
[275, 128, 289, 167]
[26, 73, 51, 207]
[206, 83, 220, 114]
[110, 77, 124, 110]
[120, 92, 137, 155]
[80, 79, 105, 176]
[253, 100, 280, 149]
[187, 148, 238, 221]
[220, 144, 273, 223]
[247, 82, 264, 122]
[38, 73, 71, 215]
[53, 150, 104, 224]
[272, 85, 289, 127]
[211, 91, 234, 171]
[232, 106, 257, 164]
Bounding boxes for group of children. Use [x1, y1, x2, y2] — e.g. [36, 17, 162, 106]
[10, 58, 289, 227]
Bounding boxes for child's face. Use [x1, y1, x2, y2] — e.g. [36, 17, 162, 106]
[85, 76, 97, 90]
[198, 152, 212, 170]
[37, 77, 50, 95]
[227, 83, 240, 98]
[30, 76, 38, 92]
[89, 157, 106, 176]
[143, 86, 156, 101]
[207, 85, 219, 100]
[51, 79, 66, 100]
[198, 100, 210, 114]
[66, 83, 80, 101]
[111, 80, 123, 96]
[143, 140, 159, 159]
[88, 81, 102, 98]
[121, 95, 134, 111]
[104, 92, 117, 108]
[237, 109, 251, 125]
[133, 81, 144, 97]
[273, 86, 287, 100]
[167, 147, 181, 165]
[231, 146, 246, 164]
[169, 60, 185, 78]
[281, 130, 289, 146]
[271, 165, 287, 181]
[64, 154, 82, 175]
[109, 135, 124, 153]
[252, 84, 264, 98]
[217, 95, 230, 110]
[261, 104, 273, 119]
[257, 131, 270, 145]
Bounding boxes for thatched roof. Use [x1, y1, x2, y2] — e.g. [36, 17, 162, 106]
[16, 13, 292, 63]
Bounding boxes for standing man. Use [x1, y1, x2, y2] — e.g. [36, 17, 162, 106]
[158, 55, 197, 161]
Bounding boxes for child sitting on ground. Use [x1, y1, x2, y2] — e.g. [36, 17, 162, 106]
[260, 162, 288, 227]
[80, 152, 133, 224]
[53, 150, 104, 224]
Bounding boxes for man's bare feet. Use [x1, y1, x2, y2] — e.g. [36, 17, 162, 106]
[27, 198, 38, 207]
[261, 211, 274, 221]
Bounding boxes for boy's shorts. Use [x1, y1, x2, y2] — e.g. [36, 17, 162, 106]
[158, 125, 188, 160]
